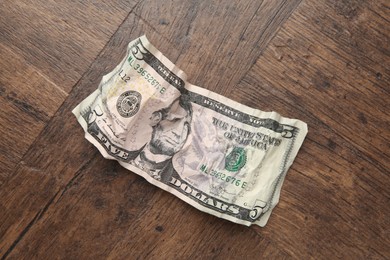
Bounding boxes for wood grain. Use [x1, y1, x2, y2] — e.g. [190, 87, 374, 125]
[0, 0, 140, 92]
[0, 43, 67, 184]
[232, 0, 389, 258]
[0, 0, 389, 259]
[134, 0, 302, 95]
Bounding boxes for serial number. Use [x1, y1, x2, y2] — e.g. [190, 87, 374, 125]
[124, 56, 166, 94]
[199, 164, 247, 189]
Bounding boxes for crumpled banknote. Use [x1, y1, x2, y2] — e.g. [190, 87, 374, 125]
[73, 35, 308, 226]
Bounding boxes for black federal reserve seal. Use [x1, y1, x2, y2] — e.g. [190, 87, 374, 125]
[116, 91, 142, 118]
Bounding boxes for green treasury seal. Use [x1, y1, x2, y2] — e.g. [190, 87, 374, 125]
[225, 147, 247, 172]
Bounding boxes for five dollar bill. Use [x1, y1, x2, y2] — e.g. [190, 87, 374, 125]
[72, 35, 308, 227]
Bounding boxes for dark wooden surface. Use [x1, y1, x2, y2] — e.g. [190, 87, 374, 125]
[0, 0, 389, 259]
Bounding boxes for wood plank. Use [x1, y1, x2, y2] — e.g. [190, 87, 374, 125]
[0, 43, 67, 184]
[134, 0, 302, 95]
[0, 0, 139, 93]
[313, 0, 390, 82]
[106, 195, 282, 260]
[4, 157, 290, 259]
[231, 0, 390, 258]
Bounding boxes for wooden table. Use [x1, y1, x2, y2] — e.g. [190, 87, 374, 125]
[1, 1, 389, 259]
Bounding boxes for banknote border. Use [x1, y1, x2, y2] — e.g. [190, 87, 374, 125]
[72, 35, 308, 227]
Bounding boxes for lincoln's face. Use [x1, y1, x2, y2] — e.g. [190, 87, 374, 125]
[149, 99, 192, 156]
